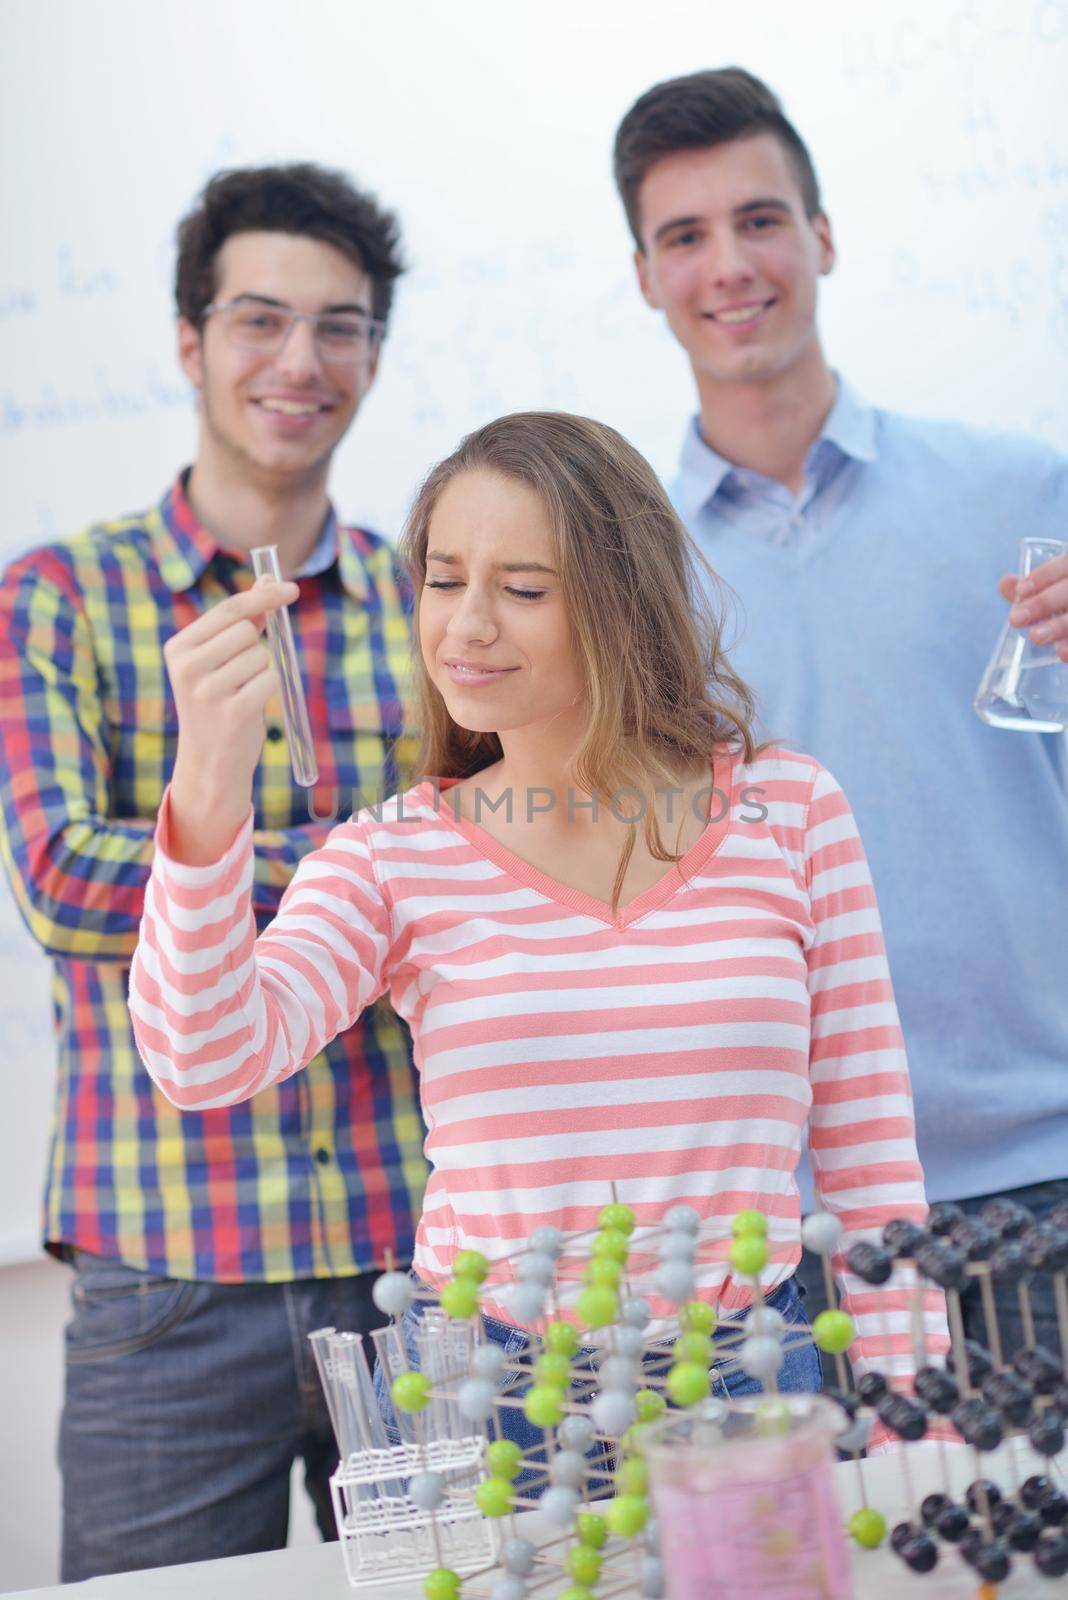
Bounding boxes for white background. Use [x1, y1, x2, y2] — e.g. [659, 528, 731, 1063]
[1, 0, 1066, 1586]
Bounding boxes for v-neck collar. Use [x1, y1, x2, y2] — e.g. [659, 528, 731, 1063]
[416, 747, 740, 930]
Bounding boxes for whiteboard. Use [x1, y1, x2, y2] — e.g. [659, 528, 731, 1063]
[2, 0, 1066, 1264]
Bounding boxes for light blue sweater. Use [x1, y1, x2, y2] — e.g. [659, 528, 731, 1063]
[673, 379, 1067, 1203]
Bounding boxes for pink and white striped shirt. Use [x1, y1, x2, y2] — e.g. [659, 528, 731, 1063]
[130, 745, 945, 1376]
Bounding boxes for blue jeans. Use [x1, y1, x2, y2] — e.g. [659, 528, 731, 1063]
[59, 1251, 384, 1581]
[796, 1177, 1068, 1387]
[375, 1276, 820, 1469]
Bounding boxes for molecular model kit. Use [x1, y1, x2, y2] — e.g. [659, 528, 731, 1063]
[309, 1198, 1068, 1598]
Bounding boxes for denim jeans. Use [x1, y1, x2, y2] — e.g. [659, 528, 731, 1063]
[375, 1275, 820, 1475]
[59, 1250, 384, 1581]
[796, 1176, 1068, 1387]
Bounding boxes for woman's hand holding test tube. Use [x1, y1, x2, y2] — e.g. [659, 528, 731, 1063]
[164, 578, 299, 866]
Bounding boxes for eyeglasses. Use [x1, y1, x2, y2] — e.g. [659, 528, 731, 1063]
[203, 298, 385, 366]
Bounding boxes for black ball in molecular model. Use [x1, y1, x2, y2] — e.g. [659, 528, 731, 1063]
[950, 1216, 995, 1260]
[979, 1196, 1034, 1238]
[989, 1239, 1029, 1282]
[1012, 1344, 1063, 1394]
[980, 1368, 1033, 1426]
[935, 1503, 971, 1543]
[881, 1219, 927, 1258]
[1034, 1532, 1068, 1578]
[897, 1532, 938, 1573]
[914, 1365, 958, 1413]
[952, 1399, 1004, 1452]
[965, 1478, 1003, 1515]
[877, 1393, 927, 1441]
[914, 1239, 968, 1290]
[889, 1520, 915, 1553]
[946, 1338, 994, 1384]
[1038, 1488, 1068, 1528]
[920, 1492, 948, 1527]
[855, 1370, 887, 1406]
[1029, 1410, 1066, 1457]
[844, 1241, 893, 1284]
[926, 1201, 965, 1236]
[1005, 1509, 1044, 1553]
[973, 1541, 1012, 1582]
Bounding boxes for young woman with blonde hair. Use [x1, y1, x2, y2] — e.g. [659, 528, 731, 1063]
[130, 412, 943, 1440]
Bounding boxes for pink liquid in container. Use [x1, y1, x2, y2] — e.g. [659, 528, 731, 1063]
[647, 1395, 852, 1600]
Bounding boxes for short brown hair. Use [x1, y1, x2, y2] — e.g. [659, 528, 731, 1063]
[174, 163, 405, 329]
[614, 67, 822, 248]
[399, 412, 759, 911]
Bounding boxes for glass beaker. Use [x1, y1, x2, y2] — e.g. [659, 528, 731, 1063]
[974, 537, 1068, 732]
[646, 1395, 852, 1600]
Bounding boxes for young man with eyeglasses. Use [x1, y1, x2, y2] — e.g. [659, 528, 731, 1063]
[0, 164, 428, 1579]
[614, 70, 1068, 1362]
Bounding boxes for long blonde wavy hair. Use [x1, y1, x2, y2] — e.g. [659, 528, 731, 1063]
[398, 412, 760, 910]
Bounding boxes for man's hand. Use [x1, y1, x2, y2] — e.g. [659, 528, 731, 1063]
[164, 579, 299, 864]
[998, 551, 1068, 662]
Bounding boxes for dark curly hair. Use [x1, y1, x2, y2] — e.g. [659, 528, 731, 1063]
[174, 163, 405, 329]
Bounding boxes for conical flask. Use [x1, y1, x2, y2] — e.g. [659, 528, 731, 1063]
[974, 537, 1068, 733]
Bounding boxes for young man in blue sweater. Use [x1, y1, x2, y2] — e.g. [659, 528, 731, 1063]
[613, 68, 1068, 1357]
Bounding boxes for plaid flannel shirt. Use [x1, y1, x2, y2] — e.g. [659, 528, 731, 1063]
[0, 473, 428, 1281]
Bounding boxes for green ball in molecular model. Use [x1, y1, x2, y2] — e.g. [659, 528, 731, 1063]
[439, 1278, 480, 1320]
[728, 1235, 768, 1276]
[606, 1494, 649, 1538]
[451, 1249, 489, 1284]
[576, 1284, 619, 1329]
[391, 1371, 431, 1412]
[732, 1208, 767, 1238]
[812, 1309, 854, 1354]
[423, 1570, 461, 1600]
[849, 1508, 887, 1548]
[567, 1545, 603, 1585]
[544, 1320, 579, 1357]
[475, 1478, 513, 1518]
[590, 1227, 630, 1264]
[523, 1384, 566, 1428]
[486, 1438, 524, 1480]
[679, 1300, 716, 1334]
[576, 1511, 609, 1549]
[666, 1360, 711, 1407]
[598, 1202, 635, 1234]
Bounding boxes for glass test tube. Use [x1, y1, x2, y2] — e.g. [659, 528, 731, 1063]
[249, 545, 319, 787]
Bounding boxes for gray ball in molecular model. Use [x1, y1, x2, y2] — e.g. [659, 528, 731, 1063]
[557, 1414, 595, 1454]
[537, 1485, 580, 1528]
[654, 1260, 696, 1303]
[612, 1325, 645, 1360]
[507, 1282, 547, 1326]
[663, 1204, 701, 1235]
[548, 1449, 587, 1488]
[470, 1343, 506, 1380]
[490, 1577, 528, 1600]
[739, 1334, 785, 1382]
[620, 1296, 651, 1329]
[407, 1470, 445, 1511]
[457, 1377, 496, 1422]
[516, 1251, 557, 1285]
[800, 1211, 842, 1256]
[592, 1389, 637, 1436]
[371, 1270, 414, 1316]
[658, 1230, 697, 1263]
[502, 1538, 537, 1577]
[529, 1226, 564, 1258]
[598, 1354, 638, 1393]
